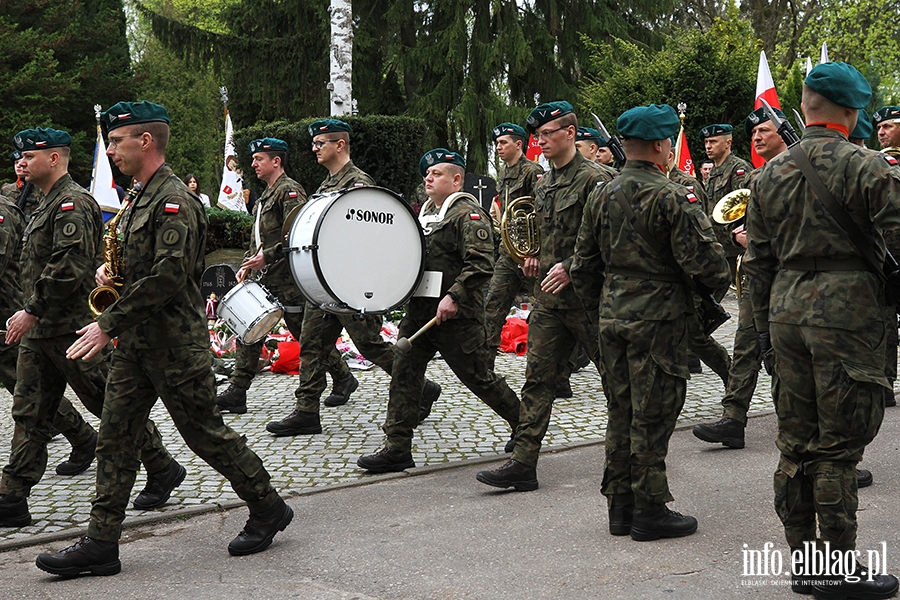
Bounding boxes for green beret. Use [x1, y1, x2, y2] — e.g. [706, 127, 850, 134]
[248, 138, 289, 154]
[419, 148, 465, 177]
[617, 104, 680, 141]
[492, 122, 527, 141]
[873, 106, 900, 125]
[10, 149, 21, 163]
[744, 107, 786, 137]
[699, 124, 733, 139]
[526, 101, 574, 133]
[102, 101, 170, 133]
[576, 127, 602, 143]
[850, 109, 873, 140]
[308, 119, 352, 137]
[804, 62, 872, 109]
[13, 128, 72, 151]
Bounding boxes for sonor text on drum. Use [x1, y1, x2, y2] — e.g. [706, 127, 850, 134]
[345, 208, 395, 225]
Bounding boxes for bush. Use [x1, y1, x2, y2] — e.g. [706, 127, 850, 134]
[205, 206, 254, 253]
[233, 115, 428, 202]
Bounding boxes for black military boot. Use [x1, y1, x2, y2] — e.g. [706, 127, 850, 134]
[692, 417, 745, 449]
[35, 536, 120, 577]
[357, 447, 415, 473]
[0, 493, 32, 528]
[133, 460, 187, 510]
[476, 459, 539, 491]
[265, 410, 322, 436]
[811, 563, 899, 600]
[227, 497, 294, 556]
[630, 506, 698, 541]
[323, 372, 359, 407]
[555, 378, 573, 399]
[418, 380, 442, 423]
[857, 468, 873, 488]
[504, 430, 516, 454]
[56, 430, 98, 476]
[216, 383, 248, 414]
[608, 505, 634, 536]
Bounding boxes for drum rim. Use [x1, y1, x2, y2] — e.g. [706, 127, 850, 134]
[305, 186, 426, 314]
[238, 305, 285, 345]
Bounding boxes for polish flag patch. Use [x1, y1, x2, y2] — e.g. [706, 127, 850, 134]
[736, 169, 746, 175]
[164, 203, 180, 214]
[0, 216, 4, 223]
[61, 202, 75, 211]
[288, 191, 299, 198]
[470, 213, 482, 220]
[686, 193, 698, 203]
[885, 154, 899, 166]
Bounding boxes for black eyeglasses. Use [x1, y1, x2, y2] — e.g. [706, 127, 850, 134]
[532, 127, 566, 141]
[107, 133, 144, 148]
[311, 139, 340, 150]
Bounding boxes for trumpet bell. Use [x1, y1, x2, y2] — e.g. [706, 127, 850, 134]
[712, 188, 751, 224]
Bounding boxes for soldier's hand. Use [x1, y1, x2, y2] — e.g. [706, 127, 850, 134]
[95, 264, 113, 288]
[435, 295, 458, 324]
[758, 331, 774, 375]
[235, 265, 249, 283]
[5, 310, 37, 345]
[66, 322, 111, 361]
[241, 250, 265, 272]
[733, 224, 749, 249]
[522, 256, 540, 278]
[541, 262, 571, 294]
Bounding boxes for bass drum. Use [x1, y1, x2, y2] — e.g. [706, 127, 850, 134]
[286, 186, 425, 315]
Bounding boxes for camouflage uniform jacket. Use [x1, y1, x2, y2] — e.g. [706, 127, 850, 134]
[249, 172, 307, 298]
[408, 195, 494, 322]
[314, 160, 374, 194]
[532, 151, 604, 310]
[0, 199, 26, 324]
[668, 168, 709, 215]
[96, 165, 208, 349]
[570, 161, 730, 319]
[1, 180, 44, 220]
[707, 152, 752, 255]
[745, 127, 900, 333]
[496, 156, 543, 211]
[20, 174, 102, 338]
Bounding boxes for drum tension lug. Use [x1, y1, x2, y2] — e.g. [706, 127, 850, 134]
[301, 244, 319, 251]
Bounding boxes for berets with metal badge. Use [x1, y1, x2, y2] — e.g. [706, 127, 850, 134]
[744, 107, 786, 137]
[851, 109, 873, 140]
[248, 138, 289, 154]
[617, 104, 681, 141]
[308, 119, 352, 137]
[10, 149, 22, 163]
[419, 148, 466, 177]
[13, 128, 72, 151]
[804, 62, 872, 109]
[699, 124, 733, 139]
[492, 122, 527, 141]
[102, 101, 170, 133]
[873, 106, 900, 125]
[526, 101, 574, 133]
[576, 127, 603, 144]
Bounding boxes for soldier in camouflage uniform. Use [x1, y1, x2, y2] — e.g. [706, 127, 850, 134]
[0, 192, 99, 479]
[570, 104, 731, 540]
[1, 149, 44, 219]
[667, 146, 732, 384]
[215, 137, 348, 414]
[266, 120, 440, 436]
[873, 105, 900, 151]
[38, 102, 292, 577]
[357, 149, 520, 473]
[476, 102, 603, 492]
[701, 123, 751, 277]
[576, 126, 618, 180]
[0, 127, 178, 530]
[744, 64, 900, 596]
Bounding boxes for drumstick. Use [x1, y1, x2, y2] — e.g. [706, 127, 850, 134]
[394, 317, 438, 354]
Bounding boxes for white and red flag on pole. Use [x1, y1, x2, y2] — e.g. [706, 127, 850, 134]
[525, 135, 550, 171]
[752, 50, 781, 168]
[674, 127, 694, 176]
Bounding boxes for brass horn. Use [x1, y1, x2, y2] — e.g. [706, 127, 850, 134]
[712, 188, 750, 224]
[883, 147, 900, 158]
[89, 182, 143, 319]
[500, 196, 540, 265]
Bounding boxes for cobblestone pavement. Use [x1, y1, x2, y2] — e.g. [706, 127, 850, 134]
[0, 293, 776, 544]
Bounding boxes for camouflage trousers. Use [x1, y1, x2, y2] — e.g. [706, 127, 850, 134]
[295, 306, 393, 413]
[483, 252, 534, 351]
[0, 340, 94, 449]
[0, 335, 171, 497]
[230, 300, 347, 390]
[598, 317, 689, 509]
[512, 307, 600, 468]
[770, 322, 888, 551]
[88, 344, 279, 542]
[721, 290, 761, 423]
[383, 315, 519, 453]
[686, 312, 732, 385]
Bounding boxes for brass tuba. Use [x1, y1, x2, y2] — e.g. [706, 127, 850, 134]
[499, 195, 540, 265]
[88, 182, 143, 318]
[712, 188, 751, 224]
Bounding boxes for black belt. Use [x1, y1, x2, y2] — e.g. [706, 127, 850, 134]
[780, 257, 869, 272]
[606, 266, 681, 283]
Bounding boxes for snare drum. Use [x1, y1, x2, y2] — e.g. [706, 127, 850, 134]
[217, 280, 284, 344]
[285, 186, 425, 314]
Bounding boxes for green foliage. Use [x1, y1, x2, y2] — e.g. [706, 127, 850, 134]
[581, 13, 759, 162]
[0, 0, 133, 186]
[204, 205, 254, 252]
[233, 115, 428, 202]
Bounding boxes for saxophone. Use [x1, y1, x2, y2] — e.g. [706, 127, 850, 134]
[88, 182, 143, 318]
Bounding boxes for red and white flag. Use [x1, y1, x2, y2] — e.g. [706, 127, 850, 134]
[524, 135, 550, 171]
[674, 127, 694, 177]
[752, 50, 781, 168]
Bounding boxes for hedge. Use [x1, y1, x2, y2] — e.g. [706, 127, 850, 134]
[205, 206, 254, 253]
